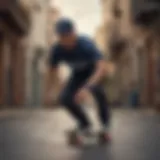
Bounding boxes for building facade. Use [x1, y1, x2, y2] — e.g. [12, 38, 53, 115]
[0, 0, 30, 107]
[98, 0, 159, 107]
[25, 0, 51, 106]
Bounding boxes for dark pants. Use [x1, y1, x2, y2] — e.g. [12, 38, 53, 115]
[59, 68, 110, 129]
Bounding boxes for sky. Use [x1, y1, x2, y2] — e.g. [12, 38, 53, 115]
[51, 0, 101, 36]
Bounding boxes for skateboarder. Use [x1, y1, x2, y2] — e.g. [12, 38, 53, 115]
[45, 18, 110, 144]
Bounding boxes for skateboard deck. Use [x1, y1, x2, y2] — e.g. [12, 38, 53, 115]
[66, 131, 109, 147]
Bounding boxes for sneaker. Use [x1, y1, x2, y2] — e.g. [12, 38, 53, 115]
[67, 127, 93, 145]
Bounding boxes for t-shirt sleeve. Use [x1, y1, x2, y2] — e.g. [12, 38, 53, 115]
[84, 38, 104, 61]
[48, 46, 60, 68]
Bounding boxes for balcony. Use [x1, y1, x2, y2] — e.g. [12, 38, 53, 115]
[0, 0, 31, 35]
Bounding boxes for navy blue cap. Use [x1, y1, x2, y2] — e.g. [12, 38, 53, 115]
[55, 18, 74, 35]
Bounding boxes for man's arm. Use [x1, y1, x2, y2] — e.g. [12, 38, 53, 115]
[75, 59, 107, 103]
[84, 38, 107, 87]
[85, 59, 106, 87]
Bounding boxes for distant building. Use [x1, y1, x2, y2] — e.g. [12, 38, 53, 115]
[47, 7, 61, 46]
[94, 25, 106, 54]
[25, 0, 51, 106]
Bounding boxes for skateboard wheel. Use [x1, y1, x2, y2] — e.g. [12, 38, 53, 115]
[99, 133, 111, 145]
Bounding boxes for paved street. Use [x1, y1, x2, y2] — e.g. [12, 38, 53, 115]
[0, 108, 160, 160]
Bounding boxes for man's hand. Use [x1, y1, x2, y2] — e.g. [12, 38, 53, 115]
[85, 60, 106, 87]
[74, 87, 91, 104]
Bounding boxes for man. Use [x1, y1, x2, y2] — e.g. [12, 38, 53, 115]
[45, 18, 110, 142]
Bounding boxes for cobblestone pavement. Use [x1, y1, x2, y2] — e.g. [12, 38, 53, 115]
[0, 108, 160, 160]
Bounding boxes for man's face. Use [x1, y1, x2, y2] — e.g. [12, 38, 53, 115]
[58, 32, 77, 49]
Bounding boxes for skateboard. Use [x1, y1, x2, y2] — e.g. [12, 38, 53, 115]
[66, 130, 110, 147]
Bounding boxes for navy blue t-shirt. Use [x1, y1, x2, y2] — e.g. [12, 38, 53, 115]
[49, 36, 103, 71]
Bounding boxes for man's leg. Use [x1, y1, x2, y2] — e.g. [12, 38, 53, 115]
[59, 73, 91, 129]
[90, 85, 110, 128]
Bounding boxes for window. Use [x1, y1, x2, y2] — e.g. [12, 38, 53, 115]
[112, 0, 122, 19]
[113, 7, 122, 18]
